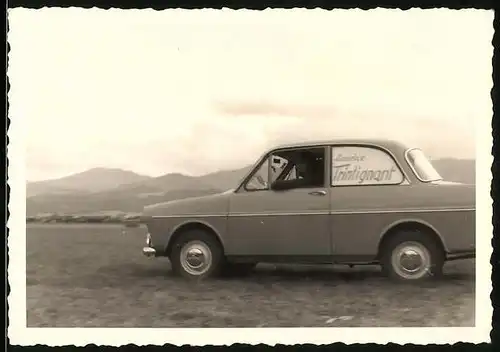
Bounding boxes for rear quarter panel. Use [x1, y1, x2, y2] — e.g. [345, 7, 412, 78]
[330, 184, 475, 257]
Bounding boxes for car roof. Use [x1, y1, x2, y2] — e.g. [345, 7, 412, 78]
[271, 138, 410, 151]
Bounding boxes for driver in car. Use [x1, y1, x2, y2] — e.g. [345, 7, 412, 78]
[272, 153, 323, 190]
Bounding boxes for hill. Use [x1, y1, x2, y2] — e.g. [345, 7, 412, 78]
[26, 166, 250, 216]
[432, 158, 475, 184]
[197, 166, 253, 190]
[25, 159, 474, 216]
[27, 168, 152, 197]
[26, 187, 224, 216]
[114, 172, 213, 194]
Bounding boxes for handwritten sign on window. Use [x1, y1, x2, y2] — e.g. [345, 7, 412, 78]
[331, 146, 404, 186]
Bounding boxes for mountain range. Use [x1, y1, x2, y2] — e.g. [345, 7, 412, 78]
[27, 167, 152, 197]
[26, 159, 475, 216]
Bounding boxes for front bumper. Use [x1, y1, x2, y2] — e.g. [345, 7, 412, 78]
[142, 247, 156, 257]
[143, 232, 156, 257]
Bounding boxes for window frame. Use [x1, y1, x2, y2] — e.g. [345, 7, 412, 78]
[404, 147, 443, 183]
[329, 144, 408, 187]
[242, 155, 271, 192]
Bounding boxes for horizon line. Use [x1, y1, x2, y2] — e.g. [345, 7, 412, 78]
[26, 156, 476, 184]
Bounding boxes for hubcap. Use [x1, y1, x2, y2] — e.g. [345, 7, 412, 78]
[400, 249, 423, 272]
[391, 241, 431, 280]
[180, 240, 212, 276]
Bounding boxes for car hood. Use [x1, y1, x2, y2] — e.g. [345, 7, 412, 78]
[142, 189, 233, 217]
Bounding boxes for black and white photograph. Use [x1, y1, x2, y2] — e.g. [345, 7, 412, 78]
[6, 7, 494, 346]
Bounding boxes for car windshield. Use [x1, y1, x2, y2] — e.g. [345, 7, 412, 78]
[406, 148, 442, 182]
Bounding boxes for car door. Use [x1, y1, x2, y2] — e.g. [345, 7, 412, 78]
[225, 147, 331, 257]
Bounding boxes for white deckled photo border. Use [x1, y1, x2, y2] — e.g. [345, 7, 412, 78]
[6, 7, 494, 346]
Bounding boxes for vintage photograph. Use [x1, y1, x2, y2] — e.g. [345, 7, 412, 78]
[7, 7, 493, 346]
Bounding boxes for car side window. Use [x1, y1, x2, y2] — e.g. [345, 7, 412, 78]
[270, 155, 289, 183]
[270, 147, 326, 190]
[245, 147, 326, 191]
[245, 155, 292, 191]
[285, 166, 298, 181]
[331, 146, 404, 186]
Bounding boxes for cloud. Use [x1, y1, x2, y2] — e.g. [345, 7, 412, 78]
[9, 8, 490, 180]
[214, 100, 341, 120]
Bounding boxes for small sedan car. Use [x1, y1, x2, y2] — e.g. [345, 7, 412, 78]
[142, 139, 475, 282]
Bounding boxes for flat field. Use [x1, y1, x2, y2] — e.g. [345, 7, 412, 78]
[26, 224, 475, 327]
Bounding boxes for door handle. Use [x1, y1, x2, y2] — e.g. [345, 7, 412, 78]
[308, 190, 327, 196]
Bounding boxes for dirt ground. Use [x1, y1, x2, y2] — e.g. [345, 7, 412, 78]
[25, 223, 475, 327]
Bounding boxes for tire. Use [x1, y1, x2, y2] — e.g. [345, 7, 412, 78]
[222, 262, 257, 277]
[380, 230, 444, 282]
[170, 229, 224, 280]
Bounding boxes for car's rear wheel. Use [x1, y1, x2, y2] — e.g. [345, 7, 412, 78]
[380, 231, 444, 282]
[170, 230, 223, 280]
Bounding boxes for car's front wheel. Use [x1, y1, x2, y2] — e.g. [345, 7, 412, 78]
[170, 230, 223, 280]
[380, 231, 444, 282]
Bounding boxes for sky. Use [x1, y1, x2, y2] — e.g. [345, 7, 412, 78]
[8, 8, 493, 182]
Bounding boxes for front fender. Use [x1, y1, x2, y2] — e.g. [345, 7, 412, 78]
[146, 215, 229, 256]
